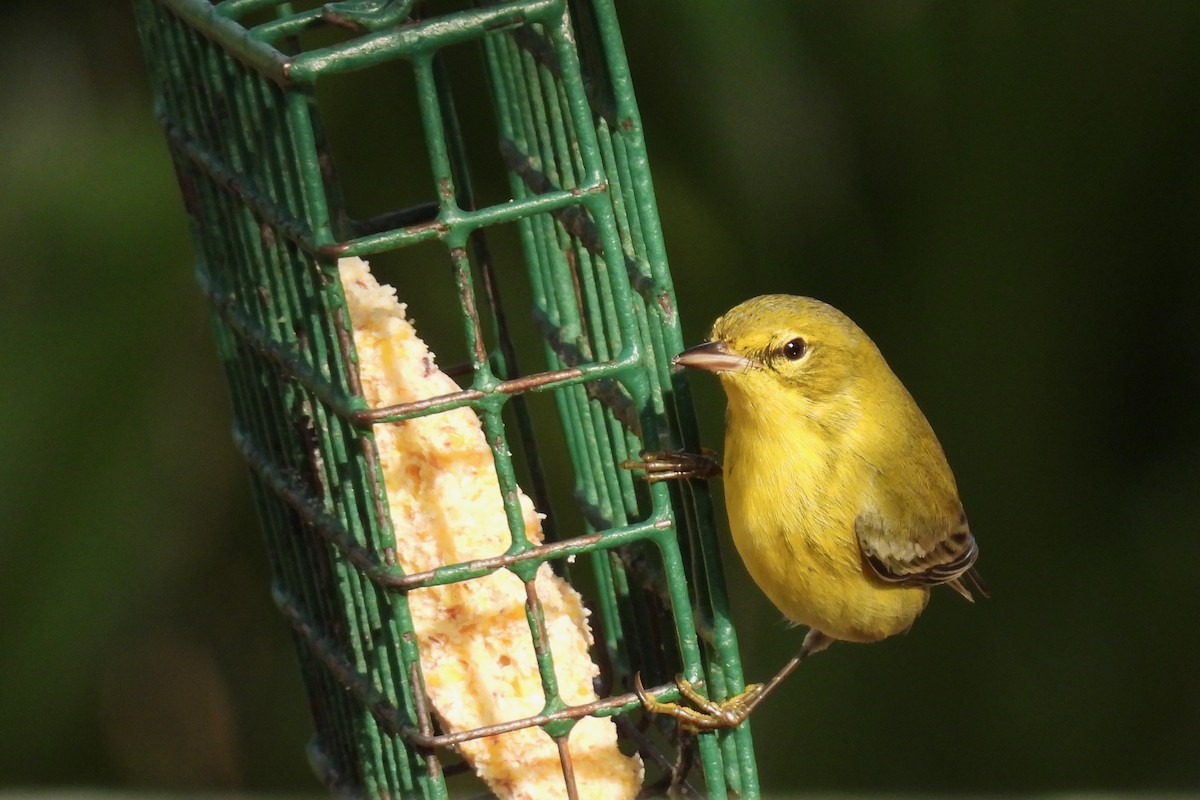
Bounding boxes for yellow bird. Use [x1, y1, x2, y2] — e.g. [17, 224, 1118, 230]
[637, 294, 986, 729]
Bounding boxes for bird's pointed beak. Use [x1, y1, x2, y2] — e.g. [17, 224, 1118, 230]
[672, 340, 757, 373]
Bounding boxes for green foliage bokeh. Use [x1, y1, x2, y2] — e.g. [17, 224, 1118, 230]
[2, 1, 1198, 794]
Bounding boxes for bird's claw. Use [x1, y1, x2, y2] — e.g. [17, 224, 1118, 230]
[634, 673, 762, 731]
[620, 449, 723, 483]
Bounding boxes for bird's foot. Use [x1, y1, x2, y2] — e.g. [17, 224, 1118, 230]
[620, 449, 722, 483]
[634, 673, 762, 731]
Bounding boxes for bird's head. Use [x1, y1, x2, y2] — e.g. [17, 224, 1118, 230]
[674, 294, 880, 407]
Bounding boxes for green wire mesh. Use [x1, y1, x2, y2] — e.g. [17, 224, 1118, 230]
[133, 1, 760, 797]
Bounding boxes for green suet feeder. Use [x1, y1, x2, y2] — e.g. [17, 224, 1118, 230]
[133, 1, 760, 797]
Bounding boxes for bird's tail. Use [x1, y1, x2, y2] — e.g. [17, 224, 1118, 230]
[947, 566, 990, 602]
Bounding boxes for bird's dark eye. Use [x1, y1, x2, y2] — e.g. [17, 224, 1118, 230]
[782, 337, 807, 361]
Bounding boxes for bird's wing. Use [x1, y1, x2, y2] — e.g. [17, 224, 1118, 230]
[855, 510, 988, 601]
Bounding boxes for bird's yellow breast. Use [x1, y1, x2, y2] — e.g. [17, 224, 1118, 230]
[721, 379, 929, 643]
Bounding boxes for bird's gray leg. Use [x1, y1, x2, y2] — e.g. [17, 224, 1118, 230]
[637, 630, 834, 731]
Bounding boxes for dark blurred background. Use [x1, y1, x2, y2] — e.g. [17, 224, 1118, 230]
[2, 0, 1199, 795]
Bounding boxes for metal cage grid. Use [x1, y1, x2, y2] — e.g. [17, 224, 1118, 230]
[133, 1, 760, 797]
